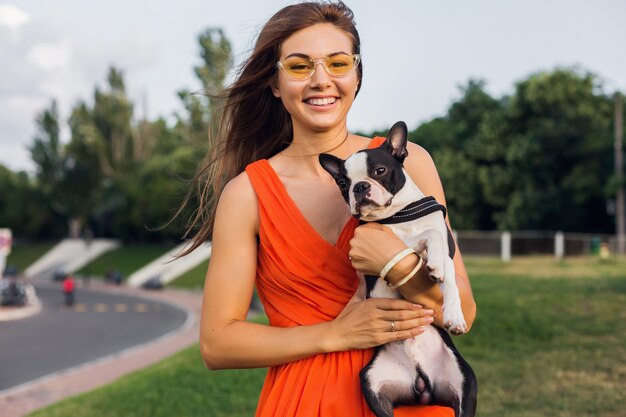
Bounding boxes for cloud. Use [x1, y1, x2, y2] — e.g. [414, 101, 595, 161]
[0, 4, 31, 32]
[27, 41, 73, 72]
[0, 6, 161, 172]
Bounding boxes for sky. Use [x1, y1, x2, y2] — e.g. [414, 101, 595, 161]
[1, 0, 625, 172]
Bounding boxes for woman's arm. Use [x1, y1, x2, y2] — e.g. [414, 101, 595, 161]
[199, 172, 434, 370]
[349, 142, 476, 331]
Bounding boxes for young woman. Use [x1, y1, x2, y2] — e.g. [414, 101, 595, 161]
[188, 2, 476, 416]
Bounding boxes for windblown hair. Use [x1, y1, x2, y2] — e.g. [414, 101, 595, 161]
[178, 1, 362, 255]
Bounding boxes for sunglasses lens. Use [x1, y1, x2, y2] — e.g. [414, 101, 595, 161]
[279, 54, 358, 79]
[325, 55, 356, 76]
[282, 57, 314, 79]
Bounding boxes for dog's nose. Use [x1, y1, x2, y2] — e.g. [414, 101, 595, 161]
[353, 181, 371, 196]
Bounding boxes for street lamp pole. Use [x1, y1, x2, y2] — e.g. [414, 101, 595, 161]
[615, 92, 625, 255]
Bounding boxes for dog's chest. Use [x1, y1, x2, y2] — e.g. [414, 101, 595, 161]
[385, 213, 446, 248]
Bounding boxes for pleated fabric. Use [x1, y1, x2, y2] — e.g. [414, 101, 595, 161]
[245, 138, 453, 417]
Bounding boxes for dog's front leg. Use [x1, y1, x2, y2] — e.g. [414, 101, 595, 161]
[440, 256, 467, 335]
[407, 230, 446, 282]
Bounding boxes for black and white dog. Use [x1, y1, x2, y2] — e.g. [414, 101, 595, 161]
[319, 121, 477, 417]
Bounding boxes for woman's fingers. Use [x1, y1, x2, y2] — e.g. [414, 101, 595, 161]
[371, 299, 434, 317]
[330, 297, 435, 351]
[388, 315, 434, 332]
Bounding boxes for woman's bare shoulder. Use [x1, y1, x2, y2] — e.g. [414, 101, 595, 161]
[223, 170, 256, 199]
[216, 171, 259, 233]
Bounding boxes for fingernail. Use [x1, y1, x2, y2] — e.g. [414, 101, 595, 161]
[412, 304, 423, 309]
[424, 316, 434, 323]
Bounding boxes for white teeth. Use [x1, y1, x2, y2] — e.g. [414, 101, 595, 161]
[306, 97, 337, 106]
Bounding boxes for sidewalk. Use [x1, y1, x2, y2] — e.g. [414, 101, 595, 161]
[0, 281, 203, 417]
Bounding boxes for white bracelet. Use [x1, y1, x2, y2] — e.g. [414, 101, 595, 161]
[379, 248, 416, 280]
[388, 255, 424, 289]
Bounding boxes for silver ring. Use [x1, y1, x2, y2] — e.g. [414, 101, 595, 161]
[390, 320, 396, 332]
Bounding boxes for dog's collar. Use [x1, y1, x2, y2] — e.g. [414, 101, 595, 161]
[360, 196, 447, 225]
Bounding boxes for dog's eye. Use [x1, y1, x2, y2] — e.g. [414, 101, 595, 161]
[374, 167, 386, 176]
[337, 180, 348, 189]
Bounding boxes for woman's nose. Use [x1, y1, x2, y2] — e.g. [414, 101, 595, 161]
[310, 61, 332, 87]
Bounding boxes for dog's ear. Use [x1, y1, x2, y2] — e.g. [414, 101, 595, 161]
[319, 153, 344, 179]
[383, 121, 409, 162]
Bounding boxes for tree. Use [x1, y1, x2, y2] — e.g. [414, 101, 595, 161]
[0, 165, 65, 239]
[484, 68, 614, 232]
[175, 28, 233, 147]
[30, 100, 62, 196]
[409, 80, 503, 230]
[91, 67, 136, 177]
[61, 102, 105, 237]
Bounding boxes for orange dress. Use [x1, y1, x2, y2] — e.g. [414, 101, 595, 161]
[245, 138, 453, 417]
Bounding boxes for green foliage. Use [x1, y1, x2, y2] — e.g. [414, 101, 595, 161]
[0, 164, 65, 238]
[29, 100, 62, 194]
[410, 80, 504, 230]
[490, 68, 614, 231]
[408, 70, 619, 233]
[175, 28, 233, 146]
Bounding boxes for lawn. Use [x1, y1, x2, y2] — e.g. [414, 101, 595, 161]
[74, 245, 174, 279]
[28, 256, 626, 417]
[167, 261, 208, 289]
[5, 242, 55, 273]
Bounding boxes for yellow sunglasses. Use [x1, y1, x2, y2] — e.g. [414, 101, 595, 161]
[277, 53, 361, 80]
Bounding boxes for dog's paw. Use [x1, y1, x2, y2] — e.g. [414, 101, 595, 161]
[425, 262, 444, 282]
[443, 315, 467, 335]
[443, 301, 466, 335]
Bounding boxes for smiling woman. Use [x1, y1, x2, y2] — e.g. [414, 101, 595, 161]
[178, 1, 473, 416]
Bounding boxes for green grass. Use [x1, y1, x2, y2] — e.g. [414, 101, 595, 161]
[28, 256, 626, 417]
[167, 261, 208, 289]
[75, 245, 174, 279]
[74, 244, 208, 289]
[28, 345, 267, 417]
[463, 256, 626, 417]
[5, 243, 55, 272]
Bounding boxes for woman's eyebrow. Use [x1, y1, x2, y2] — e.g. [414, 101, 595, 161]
[284, 51, 351, 59]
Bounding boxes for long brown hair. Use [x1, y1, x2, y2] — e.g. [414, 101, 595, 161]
[179, 1, 362, 255]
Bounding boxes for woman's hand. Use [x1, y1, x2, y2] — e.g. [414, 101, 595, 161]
[349, 223, 410, 276]
[324, 295, 434, 352]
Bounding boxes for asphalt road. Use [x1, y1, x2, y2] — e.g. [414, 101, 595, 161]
[0, 283, 188, 391]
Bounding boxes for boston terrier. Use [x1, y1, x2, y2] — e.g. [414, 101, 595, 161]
[319, 121, 477, 417]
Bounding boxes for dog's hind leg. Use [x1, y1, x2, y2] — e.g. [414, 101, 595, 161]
[360, 343, 417, 417]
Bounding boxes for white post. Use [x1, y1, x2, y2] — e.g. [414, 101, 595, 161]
[0, 255, 6, 278]
[0, 228, 12, 277]
[555, 231, 565, 259]
[501, 231, 511, 262]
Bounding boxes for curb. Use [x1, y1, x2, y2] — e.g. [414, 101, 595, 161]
[0, 285, 42, 322]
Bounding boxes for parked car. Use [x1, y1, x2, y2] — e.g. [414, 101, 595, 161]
[0, 279, 27, 306]
[52, 270, 67, 282]
[142, 275, 163, 290]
